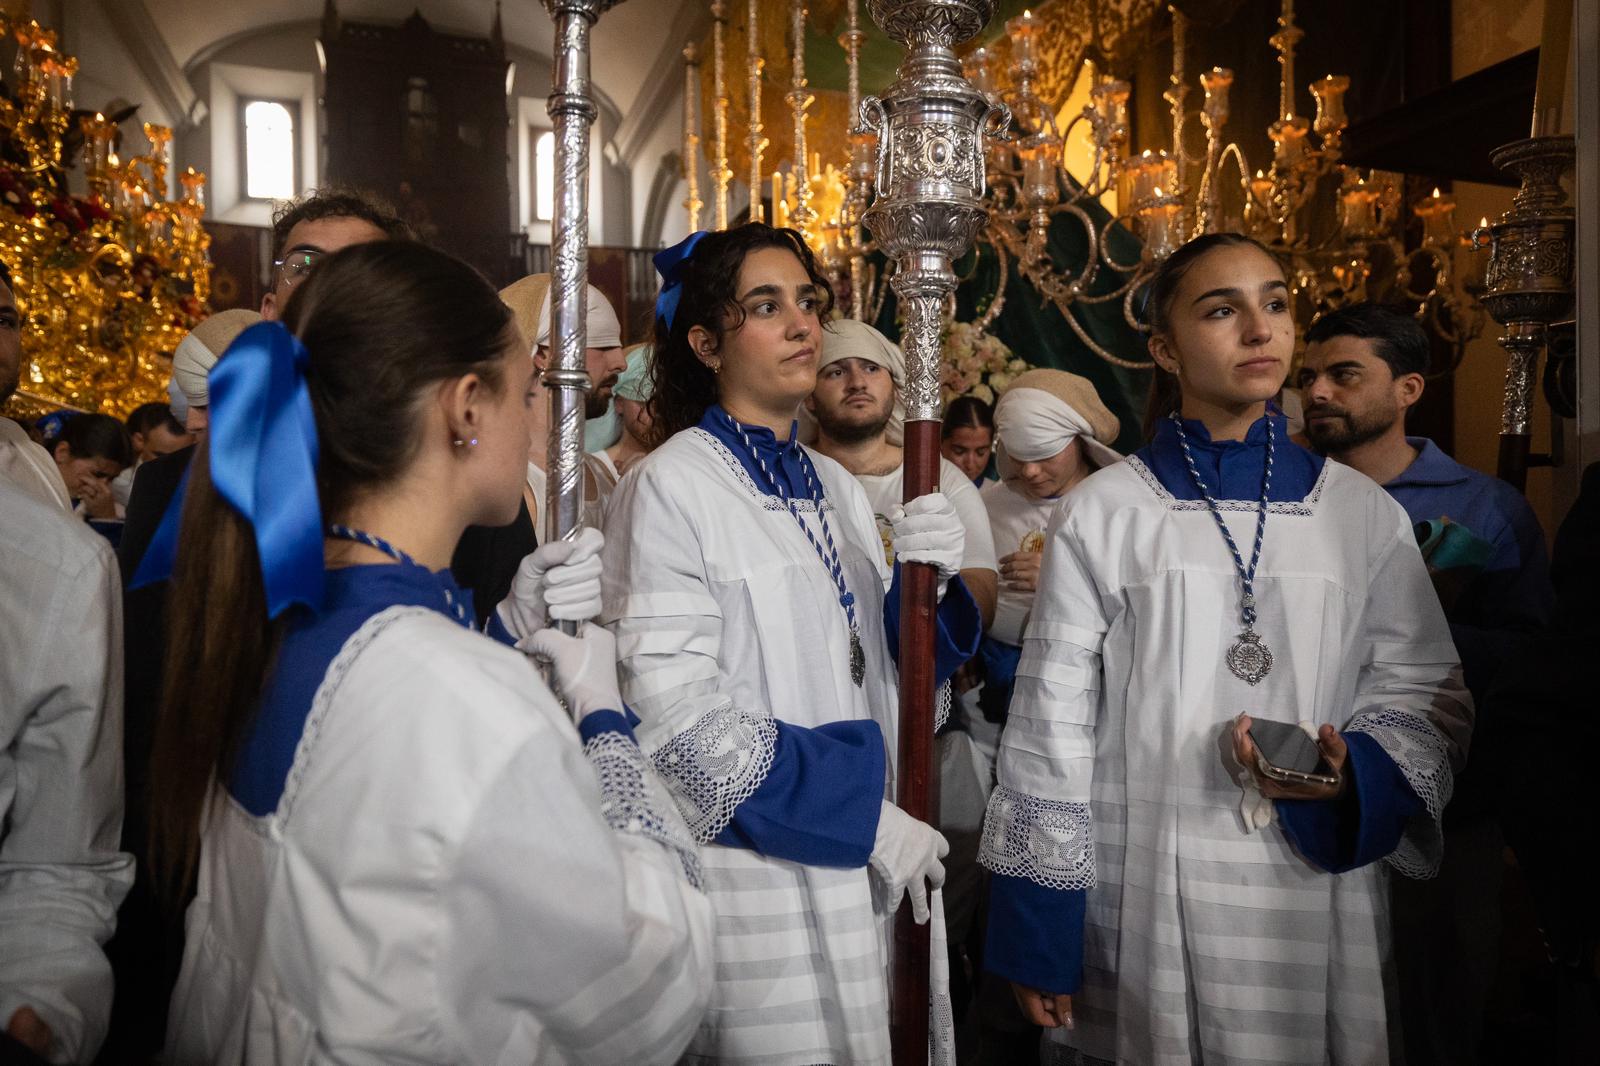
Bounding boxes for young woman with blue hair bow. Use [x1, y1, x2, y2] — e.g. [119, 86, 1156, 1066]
[143, 240, 713, 1065]
[601, 223, 984, 1065]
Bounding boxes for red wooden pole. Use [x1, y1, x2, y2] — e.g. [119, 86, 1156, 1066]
[890, 418, 941, 1064]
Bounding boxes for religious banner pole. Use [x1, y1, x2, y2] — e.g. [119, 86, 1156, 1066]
[745, 0, 766, 223]
[859, 1, 998, 1060]
[543, 0, 621, 631]
[711, 1, 732, 229]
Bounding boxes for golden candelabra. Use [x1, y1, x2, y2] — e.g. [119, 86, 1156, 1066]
[710, 2, 732, 229]
[682, 41, 705, 230]
[745, 0, 767, 223]
[684, 0, 1486, 372]
[782, 0, 815, 232]
[1, 14, 211, 419]
[962, 0, 1484, 369]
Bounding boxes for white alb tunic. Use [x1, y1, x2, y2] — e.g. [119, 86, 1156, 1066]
[980, 477, 1060, 646]
[981, 453, 1472, 1066]
[856, 457, 1000, 576]
[603, 428, 937, 1066]
[0, 482, 131, 1062]
[165, 608, 714, 1065]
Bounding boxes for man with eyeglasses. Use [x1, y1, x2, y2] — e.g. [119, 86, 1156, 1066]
[102, 187, 412, 1062]
[260, 198, 413, 320]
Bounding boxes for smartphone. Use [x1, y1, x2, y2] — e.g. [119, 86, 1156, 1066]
[1247, 717, 1339, 788]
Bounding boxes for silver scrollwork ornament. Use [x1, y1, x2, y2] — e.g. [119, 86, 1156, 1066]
[541, 0, 623, 635]
[861, 0, 1002, 423]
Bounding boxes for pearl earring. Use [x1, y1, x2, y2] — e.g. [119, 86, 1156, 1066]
[453, 437, 478, 448]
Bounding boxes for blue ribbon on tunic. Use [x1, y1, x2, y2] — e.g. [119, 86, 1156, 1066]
[653, 230, 708, 330]
[132, 321, 326, 618]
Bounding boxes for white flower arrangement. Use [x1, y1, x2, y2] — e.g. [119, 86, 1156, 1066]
[940, 321, 1032, 404]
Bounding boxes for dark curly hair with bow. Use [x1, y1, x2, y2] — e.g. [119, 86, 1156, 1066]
[647, 223, 834, 447]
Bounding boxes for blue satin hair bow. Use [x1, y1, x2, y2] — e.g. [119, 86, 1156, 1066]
[653, 230, 708, 331]
[133, 321, 326, 619]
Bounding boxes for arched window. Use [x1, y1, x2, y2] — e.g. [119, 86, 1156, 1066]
[534, 129, 555, 221]
[242, 99, 296, 200]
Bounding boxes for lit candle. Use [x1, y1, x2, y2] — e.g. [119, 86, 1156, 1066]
[1270, 114, 1309, 166]
[1310, 75, 1349, 136]
[80, 113, 113, 179]
[1007, 9, 1041, 67]
[771, 171, 786, 228]
[1142, 187, 1182, 261]
[1413, 186, 1456, 247]
[1464, 216, 1492, 290]
[1249, 169, 1274, 210]
[1200, 67, 1233, 127]
[179, 166, 206, 209]
[1339, 176, 1378, 238]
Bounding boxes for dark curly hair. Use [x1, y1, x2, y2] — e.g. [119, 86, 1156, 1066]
[647, 223, 835, 447]
[270, 185, 415, 258]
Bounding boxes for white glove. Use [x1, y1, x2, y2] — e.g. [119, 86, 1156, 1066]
[868, 800, 949, 925]
[890, 493, 965, 600]
[495, 526, 604, 640]
[519, 623, 624, 725]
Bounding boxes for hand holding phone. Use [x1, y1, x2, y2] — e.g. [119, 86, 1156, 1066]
[1232, 714, 1347, 801]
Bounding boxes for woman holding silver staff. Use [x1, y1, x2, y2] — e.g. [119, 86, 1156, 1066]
[142, 241, 713, 1066]
[603, 222, 983, 1065]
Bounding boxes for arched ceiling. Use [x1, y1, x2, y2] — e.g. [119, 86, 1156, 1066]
[143, 0, 696, 122]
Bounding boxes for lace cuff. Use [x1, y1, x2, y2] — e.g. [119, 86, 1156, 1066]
[584, 730, 703, 889]
[1346, 707, 1454, 879]
[978, 784, 1096, 891]
[650, 702, 779, 844]
[934, 680, 951, 734]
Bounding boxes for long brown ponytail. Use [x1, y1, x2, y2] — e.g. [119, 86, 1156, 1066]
[147, 241, 513, 901]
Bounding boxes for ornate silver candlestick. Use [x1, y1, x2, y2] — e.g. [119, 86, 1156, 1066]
[1478, 134, 1575, 490]
[543, 0, 621, 632]
[859, 1, 999, 1060]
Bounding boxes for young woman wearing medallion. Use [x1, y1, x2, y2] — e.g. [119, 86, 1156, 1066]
[977, 233, 1473, 1065]
[602, 223, 983, 1065]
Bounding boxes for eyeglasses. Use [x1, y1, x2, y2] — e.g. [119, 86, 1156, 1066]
[272, 250, 322, 288]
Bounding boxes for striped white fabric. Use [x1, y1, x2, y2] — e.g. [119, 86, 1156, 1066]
[164, 608, 714, 1065]
[981, 457, 1472, 1065]
[603, 429, 951, 1066]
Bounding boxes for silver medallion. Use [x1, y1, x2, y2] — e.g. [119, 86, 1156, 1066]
[1226, 629, 1273, 685]
[850, 630, 866, 688]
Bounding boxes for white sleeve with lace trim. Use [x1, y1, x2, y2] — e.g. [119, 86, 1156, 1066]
[600, 456, 781, 845]
[1345, 510, 1474, 879]
[977, 505, 1103, 892]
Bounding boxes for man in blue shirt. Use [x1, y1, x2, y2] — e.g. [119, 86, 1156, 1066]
[1299, 302, 1554, 1066]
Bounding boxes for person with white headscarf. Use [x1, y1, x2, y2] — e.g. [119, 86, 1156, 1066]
[978, 369, 1122, 724]
[806, 318, 998, 624]
[168, 310, 263, 435]
[595, 341, 655, 487]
